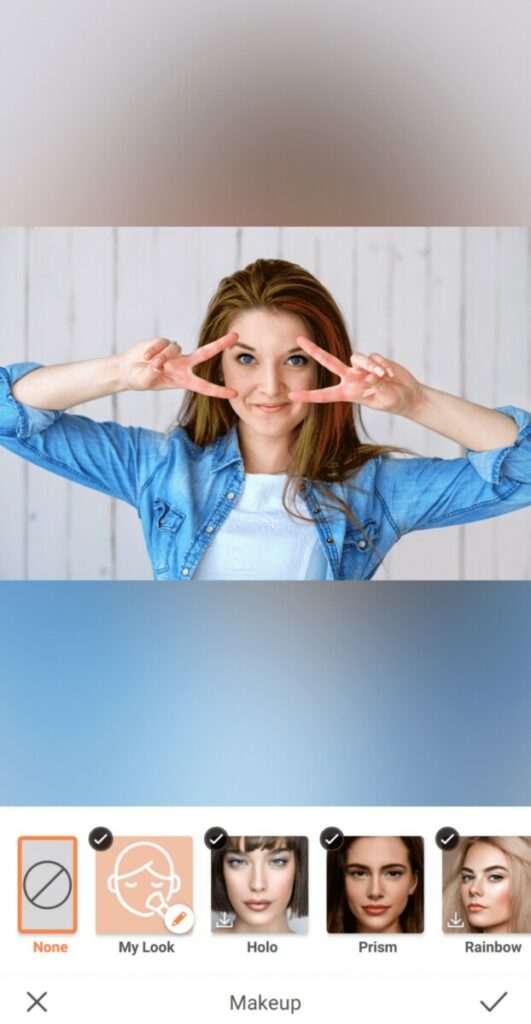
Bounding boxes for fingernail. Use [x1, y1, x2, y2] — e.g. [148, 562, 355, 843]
[374, 366, 385, 377]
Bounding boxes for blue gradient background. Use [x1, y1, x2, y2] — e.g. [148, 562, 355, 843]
[0, 583, 529, 806]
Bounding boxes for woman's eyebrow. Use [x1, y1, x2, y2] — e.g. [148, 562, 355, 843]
[346, 862, 406, 870]
[232, 342, 306, 354]
[462, 864, 508, 873]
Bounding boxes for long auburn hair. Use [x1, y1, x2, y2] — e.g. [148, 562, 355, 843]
[327, 836, 424, 934]
[177, 258, 402, 521]
[443, 836, 531, 934]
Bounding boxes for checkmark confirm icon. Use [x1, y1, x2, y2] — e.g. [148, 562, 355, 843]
[210, 833, 224, 846]
[440, 832, 455, 846]
[480, 992, 508, 1012]
[94, 832, 109, 846]
[325, 833, 339, 846]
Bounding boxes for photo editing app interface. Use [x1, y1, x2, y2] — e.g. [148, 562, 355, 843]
[2, 810, 530, 1021]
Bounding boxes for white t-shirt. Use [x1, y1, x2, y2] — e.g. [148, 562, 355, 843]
[194, 473, 328, 581]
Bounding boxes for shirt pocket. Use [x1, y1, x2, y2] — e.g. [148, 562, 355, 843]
[341, 518, 381, 577]
[152, 498, 185, 574]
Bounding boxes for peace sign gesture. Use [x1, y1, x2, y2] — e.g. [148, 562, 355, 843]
[119, 333, 239, 399]
[288, 337, 422, 415]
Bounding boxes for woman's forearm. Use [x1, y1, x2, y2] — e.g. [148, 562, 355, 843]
[402, 385, 520, 451]
[11, 356, 126, 410]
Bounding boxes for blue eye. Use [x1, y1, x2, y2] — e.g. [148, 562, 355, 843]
[287, 355, 308, 367]
[237, 353, 255, 365]
[269, 857, 289, 868]
[226, 856, 247, 869]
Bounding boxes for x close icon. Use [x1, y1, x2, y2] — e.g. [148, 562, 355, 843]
[27, 991, 47, 1012]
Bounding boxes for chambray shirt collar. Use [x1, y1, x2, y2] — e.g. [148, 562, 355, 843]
[210, 424, 244, 473]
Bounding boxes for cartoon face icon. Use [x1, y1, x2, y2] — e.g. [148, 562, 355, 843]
[107, 842, 181, 918]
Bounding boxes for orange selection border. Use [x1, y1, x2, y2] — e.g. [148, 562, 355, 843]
[18, 836, 78, 934]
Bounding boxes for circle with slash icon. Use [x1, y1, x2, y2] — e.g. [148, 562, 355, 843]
[23, 860, 72, 910]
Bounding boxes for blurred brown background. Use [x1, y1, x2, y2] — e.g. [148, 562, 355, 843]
[2, 0, 531, 224]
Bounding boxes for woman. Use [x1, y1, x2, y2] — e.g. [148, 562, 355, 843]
[443, 836, 531, 934]
[211, 835, 308, 934]
[1, 258, 530, 580]
[327, 835, 424, 934]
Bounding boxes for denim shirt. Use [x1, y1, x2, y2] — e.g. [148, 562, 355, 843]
[2, 361, 531, 580]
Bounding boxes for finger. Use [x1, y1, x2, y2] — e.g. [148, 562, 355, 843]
[350, 352, 386, 377]
[144, 338, 175, 360]
[288, 384, 345, 404]
[295, 336, 347, 378]
[369, 352, 395, 378]
[188, 375, 238, 400]
[151, 342, 182, 368]
[187, 332, 239, 367]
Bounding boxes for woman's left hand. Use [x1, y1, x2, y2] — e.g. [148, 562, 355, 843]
[288, 337, 423, 415]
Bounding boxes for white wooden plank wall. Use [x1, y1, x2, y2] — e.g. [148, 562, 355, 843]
[0, 227, 530, 580]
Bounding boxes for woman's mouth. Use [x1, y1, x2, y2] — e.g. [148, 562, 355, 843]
[244, 901, 272, 911]
[362, 905, 390, 916]
[252, 404, 289, 413]
[468, 903, 487, 912]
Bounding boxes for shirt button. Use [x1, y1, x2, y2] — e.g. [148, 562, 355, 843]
[227, 492, 235, 501]
[326, 537, 334, 545]
[313, 507, 321, 515]
[182, 568, 189, 576]
[205, 525, 214, 533]
[358, 539, 368, 550]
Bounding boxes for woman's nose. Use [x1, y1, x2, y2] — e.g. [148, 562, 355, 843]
[250, 866, 266, 892]
[367, 874, 384, 900]
[258, 362, 284, 396]
[469, 879, 483, 896]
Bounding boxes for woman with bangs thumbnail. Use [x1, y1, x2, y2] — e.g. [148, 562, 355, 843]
[443, 836, 531, 934]
[327, 836, 424, 934]
[211, 835, 308, 934]
[1, 258, 531, 579]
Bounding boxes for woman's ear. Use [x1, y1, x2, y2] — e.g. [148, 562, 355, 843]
[408, 871, 419, 896]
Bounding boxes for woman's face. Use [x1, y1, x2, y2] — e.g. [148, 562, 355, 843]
[220, 309, 317, 445]
[460, 842, 512, 933]
[344, 837, 418, 934]
[222, 839, 296, 933]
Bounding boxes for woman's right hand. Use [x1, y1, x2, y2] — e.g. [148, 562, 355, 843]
[118, 334, 239, 399]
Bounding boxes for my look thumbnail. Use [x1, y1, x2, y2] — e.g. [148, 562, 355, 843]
[327, 836, 424, 934]
[443, 836, 531, 934]
[95, 837, 193, 934]
[211, 835, 308, 934]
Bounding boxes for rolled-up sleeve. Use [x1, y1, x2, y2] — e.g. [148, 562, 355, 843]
[0, 362, 63, 438]
[374, 405, 531, 537]
[0, 362, 168, 508]
[466, 405, 531, 484]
